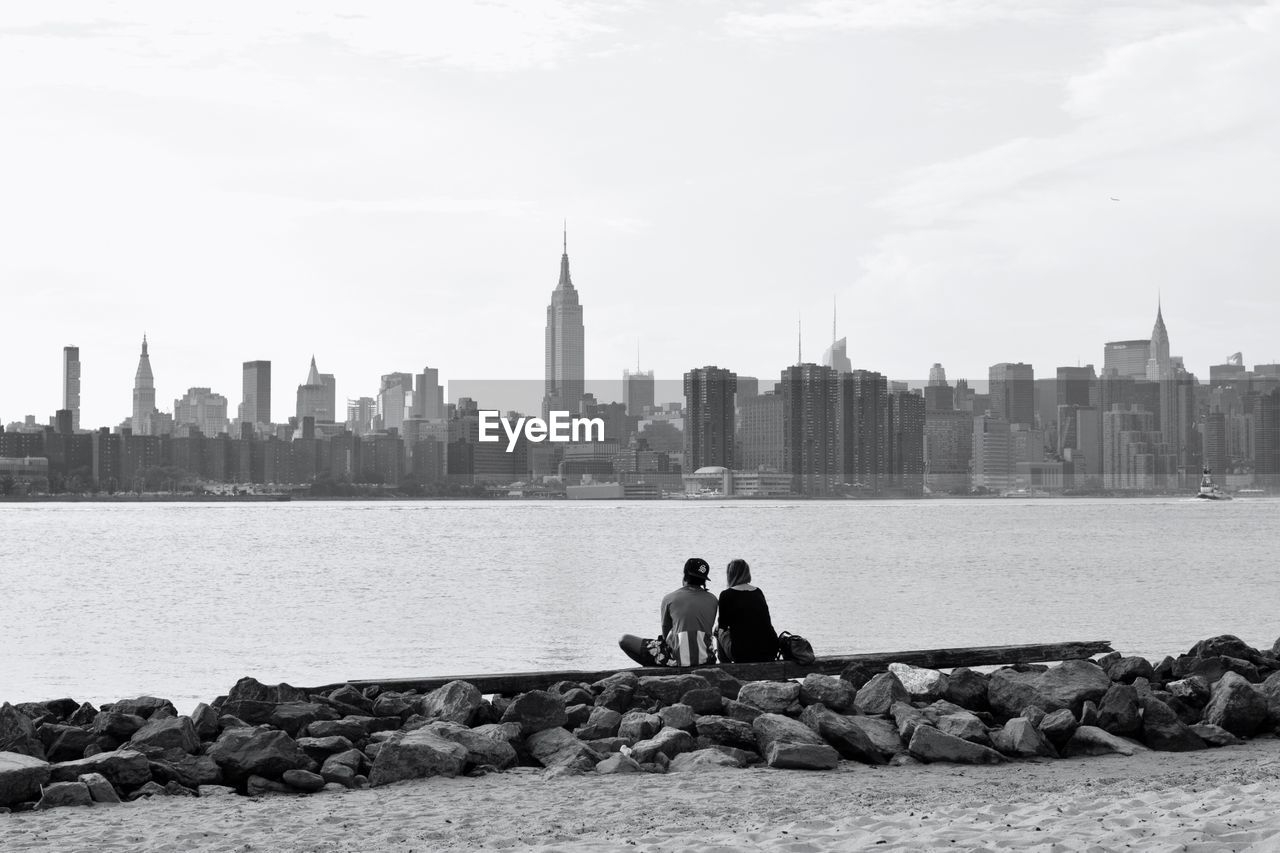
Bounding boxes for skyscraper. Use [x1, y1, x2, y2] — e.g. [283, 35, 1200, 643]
[131, 336, 157, 436]
[1104, 340, 1151, 379]
[839, 369, 888, 491]
[544, 229, 585, 418]
[174, 388, 230, 437]
[62, 346, 81, 431]
[296, 356, 336, 424]
[924, 363, 953, 411]
[241, 360, 271, 428]
[624, 368, 654, 417]
[413, 367, 444, 420]
[683, 366, 737, 470]
[989, 362, 1035, 427]
[377, 372, 414, 432]
[780, 363, 840, 495]
[821, 300, 852, 373]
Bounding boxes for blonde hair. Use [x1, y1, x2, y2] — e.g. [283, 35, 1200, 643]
[726, 559, 751, 587]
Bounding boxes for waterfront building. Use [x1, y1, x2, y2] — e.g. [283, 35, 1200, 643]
[972, 416, 1013, 492]
[1204, 411, 1228, 481]
[780, 363, 839, 496]
[738, 392, 784, 472]
[989, 362, 1035, 427]
[1102, 405, 1177, 490]
[240, 360, 271, 429]
[888, 390, 925, 495]
[544, 230, 585, 418]
[683, 366, 737, 470]
[63, 346, 81, 431]
[924, 409, 972, 492]
[839, 369, 888, 492]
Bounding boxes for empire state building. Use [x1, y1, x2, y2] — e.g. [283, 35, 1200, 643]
[544, 230, 584, 417]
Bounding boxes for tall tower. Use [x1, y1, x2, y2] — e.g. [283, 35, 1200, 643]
[1146, 298, 1171, 381]
[544, 226, 585, 418]
[989, 362, 1035, 426]
[241, 360, 272, 428]
[297, 356, 336, 424]
[62, 346, 81, 430]
[132, 336, 157, 435]
[821, 298, 852, 373]
[683, 366, 737, 470]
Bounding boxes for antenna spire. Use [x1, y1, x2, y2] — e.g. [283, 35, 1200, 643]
[832, 295, 837, 345]
[797, 315, 803, 365]
[563, 219, 567, 255]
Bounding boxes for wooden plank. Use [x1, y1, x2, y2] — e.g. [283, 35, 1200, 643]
[307, 640, 1113, 696]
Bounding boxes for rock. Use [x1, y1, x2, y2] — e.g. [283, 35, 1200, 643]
[846, 716, 905, 760]
[38, 725, 94, 764]
[595, 754, 642, 774]
[0, 752, 51, 805]
[473, 722, 523, 748]
[245, 775, 289, 796]
[988, 660, 1110, 718]
[936, 713, 991, 747]
[1106, 657, 1155, 684]
[631, 727, 695, 764]
[692, 669, 742, 700]
[282, 769, 325, 792]
[368, 730, 467, 786]
[765, 741, 840, 770]
[1077, 700, 1099, 728]
[737, 681, 801, 714]
[320, 749, 365, 787]
[1096, 685, 1142, 736]
[500, 691, 567, 734]
[799, 674, 858, 713]
[591, 673, 638, 712]
[1173, 655, 1260, 685]
[91, 712, 146, 742]
[424, 722, 517, 771]
[1190, 724, 1242, 747]
[108, 697, 177, 720]
[130, 716, 200, 754]
[1021, 706, 1047, 727]
[198, 784, 238, 797]
[150, 754, 223, 788]
[48, 749, 151, 787]
[416, 681, 482, 726]
[1153, 656, 1177, 682]
[1062, 725, 1147, 757]
[888, 663, 949, 702]
[943, 668, 990, 711]
[328, 685, 374, 715]
[1260, 672, 1280, 720]
[206, 729, 312, 784]
[1202, 671, 1270, 737]
[1190, 635, 1266, 665]
[371, 693, 414, 719]
[669, 748, 746, 771]
[574, 708, 622, 740]
[560, 688, 594, 709]
[637, 675, 712, 707]
[839, 663, 875, 690]
[617, 712, 663, 741]
[565, 704, 592, 730]
[907, 725, 1005, 764]
[270, 703, 335, 738]
[34, 780, 93, 810]
[798, 705, 887, 764]
[1038, 709, 1078, 748]
[79, 772, 120, 804]
[658, 704, 697, 733]
[66, 703, 98, 728]
[991, 718, 1056, 758]
[585, 737, 629, 754]
[890, 702, 928, 741]
[721, 699, 763, 724]
[1140, 698, 1206, 752]
[190, 704, 219, 741]
[694, 716, 757, 751]
[305, 719, 366, 742]
[680, 688, 723, 715]
[855, 673, 909, 715]
[751, 713, 826, 755]
[0, 703, 45, 759]
[296, 736, 356, 765]
[1167, 677, 1212, 709]
[525, 728, 601, 771]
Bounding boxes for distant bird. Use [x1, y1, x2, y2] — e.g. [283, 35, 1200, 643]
[1110, 197, 1120, 201]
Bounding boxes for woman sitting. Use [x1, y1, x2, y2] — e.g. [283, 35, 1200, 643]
[715, 558, 779, 663]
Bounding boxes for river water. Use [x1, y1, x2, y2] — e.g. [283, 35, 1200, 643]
[1, 498, 1276, 711]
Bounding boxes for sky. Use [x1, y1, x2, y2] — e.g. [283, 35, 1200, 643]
[2, 0, 1278, 426]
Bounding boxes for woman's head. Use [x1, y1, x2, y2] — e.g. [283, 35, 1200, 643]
[726, 559, 751, 587]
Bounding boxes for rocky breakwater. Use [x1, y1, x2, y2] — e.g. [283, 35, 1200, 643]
[5, 633, 1280, 812]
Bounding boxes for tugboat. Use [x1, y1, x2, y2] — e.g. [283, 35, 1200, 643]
[1196, 467, 1232, 500]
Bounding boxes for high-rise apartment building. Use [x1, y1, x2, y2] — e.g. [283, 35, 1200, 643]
[780, 363, 839, 495]
[888, 390, 925, 495]
[413, 367, 444, 420]
[989, 362, 1035, 427]
[738, 392, 784, 471]
[839, 369, 888, 491]
[346, 397, 377, 436]
[544, 231, 585, 418]
[241, 360, 271, 428]
[62, 346, 81, 431]
[174, 388, 230, 437]
[683, 366, 737, 470]
[624, 369, 654, 417]
[924, 409, 972, 491]
[131, 336, 158, 436]
[1203, 411, 1228, 482]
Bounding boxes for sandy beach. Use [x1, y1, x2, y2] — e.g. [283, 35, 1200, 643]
[4, 736, 1280, 852]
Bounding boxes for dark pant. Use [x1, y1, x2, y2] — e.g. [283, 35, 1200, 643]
[619, 634, 659, 667]
[715, 628, 734, 663]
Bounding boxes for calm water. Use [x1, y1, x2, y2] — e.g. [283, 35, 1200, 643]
[1, 498, 1277, 712]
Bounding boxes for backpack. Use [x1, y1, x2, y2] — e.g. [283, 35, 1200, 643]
[777, 631, 816, 665]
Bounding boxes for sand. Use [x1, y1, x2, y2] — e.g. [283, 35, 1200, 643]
[5, 738, 1280, 852]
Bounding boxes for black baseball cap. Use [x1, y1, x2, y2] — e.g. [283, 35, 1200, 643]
[683, 557, 711, 585]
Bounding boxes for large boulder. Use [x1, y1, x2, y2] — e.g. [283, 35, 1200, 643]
[854, 673, 909, 715]
[936, 712, 992, 747]
[129, 716, 200, 754]
[1062, 726, 1147, 757]
[631, 727, 695, 764]
[575, 708, 623, 740]
[1190, 724, 1242, 747]
[1189, 635, 1267, 665]
[0, 751, 51, 805]
[296, 736, 356, 765]
[991, 718, 1056, 758]
[721, 700, 763, 724]
[591, 673, 638, 712]
[942, 668, 990, 711]
[1167, 677, 1212, 711]
[617, 712, 663, 741]
[1037, 709, 1078, 748]
[1202, 672, 1269, 737]
[269, 703, 336, 738]
[500, 691, 566, 734]
[206, 729, 311, 784]
[1140, 698, 1206, 752]
[1096, 685, 1142, 736]
[890, 702, 928, 741]
[1259, 672, 1280, 721]
[416, 681, 482, 726]
[33, 780, 93, 810]
[637, 675, 712, 707]
[595, 754, 642, 774]
[798, 704, 887, 764]
[1105, 657, 1155, 684]
[0, 703, 45, 759]
[107, 697, 178, 720]
[839, 662, 875, 690]
[38, 725, 95, 763]
[846, 716, 905, 761]
[680, 688, 723, 716]
[91, 712, 146, 742]
[368, 730, 467, 785]
[1172, 655, 1260, 685]
[798, 674, 857, 713]
[658, 704, 697, 733]
[524, 728, 601, 771]
[987, 660, 1110, 718]
[48, 749, 151, 787]
[220, 677, 308, 725]
[694, 716, 757, 751]
[888, 663, 949, 702]
[691, 668, 741, 700]
[149, 754, 223, 788]
[669, 748, 745, 771]
[79, 772, 121, 804]
[423, 722, 517, 771]
[751, 713, 826, 756]
[737, 681, 801, 714]
[764, 741, 840, 770]
[907, 725, 1005, 765]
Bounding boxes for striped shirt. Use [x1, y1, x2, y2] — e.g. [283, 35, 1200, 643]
[660, 584, 718, 666]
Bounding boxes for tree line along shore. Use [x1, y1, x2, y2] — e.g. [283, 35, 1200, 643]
[2, 633, 1279, 812]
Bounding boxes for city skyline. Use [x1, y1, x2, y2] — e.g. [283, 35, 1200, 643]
[3, 3, 1278, 428]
